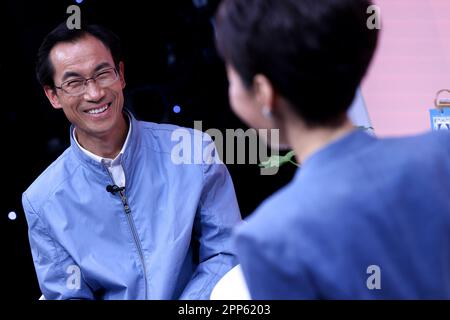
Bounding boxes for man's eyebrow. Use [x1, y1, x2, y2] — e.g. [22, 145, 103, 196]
[61, 71, 82, 82]
[60, 63, 114, 82]
[93, 62, 113, 73]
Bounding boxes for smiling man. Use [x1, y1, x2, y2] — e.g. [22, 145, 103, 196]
[22, 23, 241, 300]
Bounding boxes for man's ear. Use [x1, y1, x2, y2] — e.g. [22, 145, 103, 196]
[119, 61, 126, 89]
[253, 74, 275, 113]
[43, 85, 63, 110]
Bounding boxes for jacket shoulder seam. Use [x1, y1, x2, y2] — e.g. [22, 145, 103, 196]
[29, 153, 83, 214]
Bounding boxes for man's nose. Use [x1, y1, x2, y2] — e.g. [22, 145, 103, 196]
[83, 80, 105, 101]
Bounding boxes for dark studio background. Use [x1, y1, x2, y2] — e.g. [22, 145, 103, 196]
[0, 0, 296, 300]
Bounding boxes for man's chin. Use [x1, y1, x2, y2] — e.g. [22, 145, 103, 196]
[80, 123, 116, 138]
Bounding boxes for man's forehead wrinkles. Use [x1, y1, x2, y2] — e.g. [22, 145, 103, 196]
[50, 37, 114, 78]
[53, 55, 111, 80]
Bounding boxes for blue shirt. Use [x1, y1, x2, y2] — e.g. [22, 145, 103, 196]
[23, 112, 241, 299]
[234, 130, 450, 299]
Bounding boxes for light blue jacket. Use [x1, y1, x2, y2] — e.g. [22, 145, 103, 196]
[23, 112, 241, 299]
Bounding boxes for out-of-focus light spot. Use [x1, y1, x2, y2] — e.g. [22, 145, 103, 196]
[47, 137, 63, 153]
[76, 0, 83, 3]
[173, 105, 181, 114]
[193, 0, 208, 8]
[167, 54, 176, 66]
[8, 211, 17, 221]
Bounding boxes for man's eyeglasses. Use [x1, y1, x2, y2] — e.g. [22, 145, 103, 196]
[54, 67, 119, 96]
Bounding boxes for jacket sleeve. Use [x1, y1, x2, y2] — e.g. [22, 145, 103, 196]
[179, 138, 242, 299]
[22, 193, 95, 300]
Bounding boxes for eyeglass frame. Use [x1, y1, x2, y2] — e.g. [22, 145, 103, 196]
[53, 67, 120, 96]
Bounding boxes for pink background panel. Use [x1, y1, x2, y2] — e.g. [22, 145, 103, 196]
[362, 0, 450, 137]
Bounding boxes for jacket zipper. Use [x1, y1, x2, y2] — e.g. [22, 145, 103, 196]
[103, 164, 149, 299]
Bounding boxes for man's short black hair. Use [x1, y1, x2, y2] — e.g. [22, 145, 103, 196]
[215, 0, 379, 127]
[36, 22, 122, 88]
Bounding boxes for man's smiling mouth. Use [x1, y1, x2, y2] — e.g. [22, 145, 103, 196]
[84, 102, 112, 115]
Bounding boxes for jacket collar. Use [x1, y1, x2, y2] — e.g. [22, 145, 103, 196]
[294, 129, 377, 180]
[69, 109, 142, 175]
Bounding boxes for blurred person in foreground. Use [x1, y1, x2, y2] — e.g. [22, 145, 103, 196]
[215, 0, 450, 299]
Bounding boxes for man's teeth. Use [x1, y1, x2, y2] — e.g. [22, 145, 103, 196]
[87, 104, 110, 114]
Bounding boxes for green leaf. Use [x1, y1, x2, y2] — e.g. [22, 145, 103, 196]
[259, 150, 298, 168]
[258, 126, 375, 170]
[259, 155, 283, 168]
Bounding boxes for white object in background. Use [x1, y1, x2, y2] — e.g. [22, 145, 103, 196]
[210, 264, 251, 300]
[348, 88, 374, 134]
